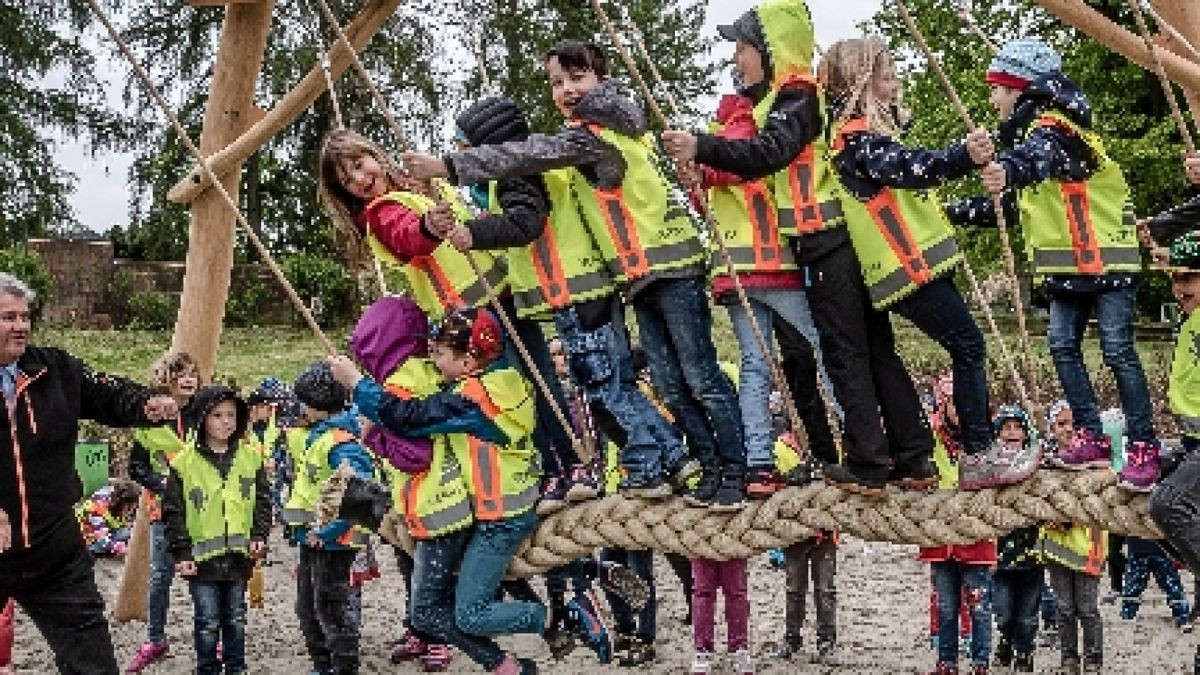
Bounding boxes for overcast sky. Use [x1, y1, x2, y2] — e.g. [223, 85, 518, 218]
[56, 0, 882, 233]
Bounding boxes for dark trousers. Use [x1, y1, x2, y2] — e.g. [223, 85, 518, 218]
[664, 551, 695, 621]
[992, 567, 1043, 656]
[600, 548, 656, 642]
[1107, 533, 1126, 594]
[774, 315, 837, 464]
[1046, 562, 1102, 663]
[784, 536, 837, 645]
[1152, 452, 1200, 625]
[0, 518, 118, 675]
[296, 545, 359, 674]
[799, 239, 931, 481]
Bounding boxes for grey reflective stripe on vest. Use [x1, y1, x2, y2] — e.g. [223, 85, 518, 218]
[502, 483, 540, 513]
[603, 238, 705, 277]
[414, 499, 473, 534]
[513, 271, 613, 311]
[281, 507, 313, 526]
[1031, 246, 1142, 273]
[778, 200, 845, 232]
[457, 259, 507, 307]
[1179, 416, 1200, 437]
[1040, 538, 1088, 570]
[868, 238, 959, 306]
[192, 533, 249, 560]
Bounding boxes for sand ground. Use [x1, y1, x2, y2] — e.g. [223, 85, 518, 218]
[11, 533, 1197, 673]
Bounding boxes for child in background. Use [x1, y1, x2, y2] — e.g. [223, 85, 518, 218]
[77, 480, 140, 557]
[1119, 536, 1191, 629]
[1039, 520, 1106, 672]
[990, 405, 1042, 673]
[690, 553, 753, 675]
[125, 350, 200, 673]
[161, 386, 270, 675]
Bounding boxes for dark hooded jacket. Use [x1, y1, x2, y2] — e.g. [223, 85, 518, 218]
[350, 296, 434, 473]
[162, 385, 270, 582]
[945, 73, 1134, 294]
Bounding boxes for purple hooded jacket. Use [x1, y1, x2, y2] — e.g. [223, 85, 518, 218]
[349, 296, 434, 473]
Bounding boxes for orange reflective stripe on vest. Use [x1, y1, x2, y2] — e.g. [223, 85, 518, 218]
[384, 384, 416, 400]
[458, 377, 502, 420]
[744, 182, 784, 270]
[412, 256, 465, 309]
[468, 438, 505, 521]
[1060, 181, 1105, 275]
[865, 190, 932, 287]
[787, 143, 825, 234]
[403, 475, 427, 538]
[531, 223, 572, 308]
[595, 186, 650, 279]
[1085, 527, 1105, 576]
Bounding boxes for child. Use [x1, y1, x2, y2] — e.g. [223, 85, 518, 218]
[962, 37, 1159, 490]
[331, 308, 610, 671]
[125, 350, 200, 673]
[283, 362, 375, 675]
[1119, 536, 1191, 629]
[1039, 520, 1106, 672]
[690, 553, 752, 675]
[990, 405, 1042, 673]
[402, 41, 739, 508]
[77, 480, 140, 557]
[161, 385, 269, 675]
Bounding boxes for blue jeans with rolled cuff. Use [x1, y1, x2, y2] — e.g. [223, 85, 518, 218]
[188, 579, 247, 675]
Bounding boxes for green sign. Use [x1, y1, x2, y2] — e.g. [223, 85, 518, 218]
[75, 441, 110, 497]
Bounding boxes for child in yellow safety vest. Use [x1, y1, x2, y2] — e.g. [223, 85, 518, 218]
[1038, 521, 1106, 672]
[161, 385, 269, 675]
[329, 308, 613, 672]
[125, 350, 200, 674]
[958, 37, 1160, 491]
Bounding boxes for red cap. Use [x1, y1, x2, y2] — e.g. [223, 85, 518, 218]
[431, 308, 506, 364]
[986, 70, 1031, 90]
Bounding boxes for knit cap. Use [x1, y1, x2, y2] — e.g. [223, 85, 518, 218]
[430, 307, 506, 364]
[293, 361, 348, 414]
[1160, 230, 1200, 272]
[986, 38, 1062, 89]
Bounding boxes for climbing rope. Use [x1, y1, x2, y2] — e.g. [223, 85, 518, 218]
[1127, 0, 1198, 155]
[952, 0, 999, 55]
[1142, 0, 1200, 64]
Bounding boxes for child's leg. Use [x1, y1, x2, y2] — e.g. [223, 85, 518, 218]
[930, 561, 963, 665]
[962, 565, 993, 668]
[691, 558, 719, 653]
[599, 549, 636, 637]
[1047, 294, 1103, 436]
[1093, 287, 1156, 443]
[626, 550, 658, 643]
[719, 558, 751, 653]
[1048, 563, 1080, 658]
[726, 297, 780, 474]
[1120, 554, 1151, 619]
[812, 538, 838, 647]
[1040, 576, 1059, 630]
[783, 540, 813, 643]
[1013, 568, 1044, 657]
[1072, 571, 1103, 665]
[187, 581, 222, 675]
[1151, 453, 1200, 574]
[776, 319, 839, 465]
[454, 511, 545, 637]
[218, 578, 248, 674]
[992, 570, 1015, 650]
[633, 277, 744, 473]
[146, 519, 174, 647]
[1147, 554, 1191, 625]
[1107, 534, 1126, 598]
[506, 309, 579, 485]
[311, 549, 361, 674]
[295, 546, 332, 670]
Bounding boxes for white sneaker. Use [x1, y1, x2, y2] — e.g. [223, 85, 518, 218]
[691, 651, 713, 674]
[732, 648, 755, 674]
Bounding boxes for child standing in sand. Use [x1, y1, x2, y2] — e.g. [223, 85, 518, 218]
[690, 552, 753, 674]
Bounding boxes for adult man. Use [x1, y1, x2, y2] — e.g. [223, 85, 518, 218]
[0, 273, 179, 674]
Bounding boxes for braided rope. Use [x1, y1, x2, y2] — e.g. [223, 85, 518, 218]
[370, 469, 1158, 578]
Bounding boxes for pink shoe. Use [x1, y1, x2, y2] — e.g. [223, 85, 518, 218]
[1117, 440, 1161, 492]
[422, 643, 452, 672]
[391, 630, 428, 663]
[1051, 429, 1111, 470]
[125, 640, 169, 672]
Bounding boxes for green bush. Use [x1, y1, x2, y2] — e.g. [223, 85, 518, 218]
[127, 291, 178, 330]
[106, 269, 137, 328]
[0, 248, 52, 317]
[226, 274, 271, 327]
[281, 253, 355, 327]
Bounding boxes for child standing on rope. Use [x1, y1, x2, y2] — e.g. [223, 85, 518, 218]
[958, 38, 1159, 490]
[125, 351, 200, 674]
[161, 385, 268, 675]
[402, 41, 742, 508]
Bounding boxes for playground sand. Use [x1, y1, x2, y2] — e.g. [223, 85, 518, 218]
[11, 534, 1195, 673]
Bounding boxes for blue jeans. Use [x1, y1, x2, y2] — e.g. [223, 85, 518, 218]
[1041, 579, 1058, 629]
[295, 546, 358, 673]
[931, 561, 992, 667]
[600, 548, 656, 642]
[455, 510, 545, 637]
[411, 530, 506, 670]
[554, 301, 686, 482]
[188, 579, 247, 675]
[892, 277, 991, 452]
[992, 567, 1042, 655]
[634, 276, 745, 470]
[147, 519, 174, 645]
[1048, 287, 1156, 442]
[726, 287, 839, 468]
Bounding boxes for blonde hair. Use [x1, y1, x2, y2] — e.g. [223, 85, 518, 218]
[148, 351, 198, 394]
[819, 37, 906, 137]
[317, 129, 414, 256]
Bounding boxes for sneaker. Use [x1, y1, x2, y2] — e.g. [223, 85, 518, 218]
[537, 476, 569, 516]
[667, 458, 702, 488]
[960, 440, 1041, 490]
[746, 466, 787, 498]
[704, 468, 746, 512]
[126, 640, 169, 672]
[817, 640, 840, 666]
[1081, 657, 1101, 673]
[565, 465, 601, 502]
[773, 633, 802, 659]
[929, 662, 959, 674]
[564, 596, 612, 663]
[889, 458, 939, 490]
[691, 651, 714, 674]
[822, 463, 886, 497]
[598, 561, 650, 611]
[490, 655, 535, 675]
[1052, 429, 1111, 470]
[616, 637, 655, 667]
[767, 548, 786, 569]
[684, 468, 720, 506]
[995, 637, 1013, 668]
[1014, 652, 1034, 673]
[392, 630, 429, 663]
[1116, 440, 1161, 492]
[619, 474, 672, 499]
[732, 648, 755, 674]
[422, 643, 452, 672]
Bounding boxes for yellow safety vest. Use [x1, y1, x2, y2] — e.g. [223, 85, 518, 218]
[282, 427, 368, 548]
[365, 182, 508, 319]
[834, 117, 963, 308]
[1172, 310, 1200, 438]
[1018, 111, 1140, 277]
[389, 438, 475, 540]
[243, 415, 280, 460]
[135, 423, 190, 477]
[1039, 524, 1107, 575]
[170, 444, 262, 562]
[497, 173, 616, 320]
[570, 125, 706, 284]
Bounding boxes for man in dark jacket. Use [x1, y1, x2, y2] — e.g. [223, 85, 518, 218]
[0, 273, 179, 674]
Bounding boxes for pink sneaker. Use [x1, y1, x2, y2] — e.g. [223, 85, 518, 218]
[422, 643, 452, 672]
[1117, 440, 1161, 492]
[1051, 429, 1111, 470]
[125, 640, 169, 672]
[391, 630, 428, 663]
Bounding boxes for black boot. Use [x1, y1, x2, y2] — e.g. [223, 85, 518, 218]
[337, 475, 392, 531]
[1014, 652, 1033, 673]
[708, 466, 746, 512]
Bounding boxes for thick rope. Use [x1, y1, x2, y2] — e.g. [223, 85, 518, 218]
[893, 0, 1043, 419]
[363, 468, 1158, 577]
[1127, 0, 1198, 155]
[85, 0, 336, 355]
